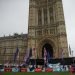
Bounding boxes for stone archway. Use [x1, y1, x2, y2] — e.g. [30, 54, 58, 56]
[38, 38, 56, 59]
[42, 43, 53, 58]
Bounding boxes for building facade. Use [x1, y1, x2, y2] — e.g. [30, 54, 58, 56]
[28, 0, 69, 59]
[0, 33, 28, 64]
[0, 0, 69, 64]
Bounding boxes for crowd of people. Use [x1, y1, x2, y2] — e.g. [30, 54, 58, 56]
[0, 62, 74, 72]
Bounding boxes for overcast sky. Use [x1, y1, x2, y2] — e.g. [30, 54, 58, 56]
[0, 0, 75, 56]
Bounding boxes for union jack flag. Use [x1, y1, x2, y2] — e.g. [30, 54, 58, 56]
[44, 48, 47, 64]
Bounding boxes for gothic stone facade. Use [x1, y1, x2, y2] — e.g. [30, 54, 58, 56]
[0, 0, 69, 64]
[28, 0, 69, 59]
[0, 34, 28, 64]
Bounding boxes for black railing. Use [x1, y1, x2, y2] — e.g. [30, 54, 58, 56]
[0, 57, 75, 65]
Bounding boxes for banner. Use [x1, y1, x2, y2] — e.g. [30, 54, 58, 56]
[4, 68, 12, 72]
[35, 68, 42, 72]
[12, 67, 19, 72]
[20, 68, 27, 72]
[45, 68, 53, 72]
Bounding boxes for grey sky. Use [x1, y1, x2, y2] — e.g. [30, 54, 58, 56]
[0, 0, 75, 56]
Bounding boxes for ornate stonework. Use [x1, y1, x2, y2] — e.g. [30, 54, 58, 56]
[0, 0, 69, 64]
[28, 0, 69, 59]
[0, 33, 28, 64]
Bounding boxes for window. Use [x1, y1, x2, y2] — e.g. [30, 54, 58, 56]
[38, 9, 42, 25]
[49, 7, 54, 24]
[43, 8, 47, 24]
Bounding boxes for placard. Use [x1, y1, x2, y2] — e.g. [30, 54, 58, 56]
[4, 68, 12, 72]
[35, 68, 42, 72]
[20, 68, 27, 72]
[45, 68, 53, 72]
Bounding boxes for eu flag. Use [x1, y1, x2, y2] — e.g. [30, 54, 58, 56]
[14, 47, 19, 62]
[24, 48, 32, 66]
